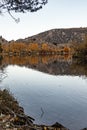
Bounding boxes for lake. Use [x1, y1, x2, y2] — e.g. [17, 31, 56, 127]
[0, 55, 87, 130]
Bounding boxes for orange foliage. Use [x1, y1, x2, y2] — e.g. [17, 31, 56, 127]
[29, 56, 39, 65]
[42, 43, 49, 51]
[63, 46, 70, 53]
[2, 42, 71, 55]
[28, 43, 39, 51]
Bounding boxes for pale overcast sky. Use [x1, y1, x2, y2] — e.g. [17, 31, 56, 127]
[0, 0, 87, 41]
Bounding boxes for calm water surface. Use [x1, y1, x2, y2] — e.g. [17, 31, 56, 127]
[0, 56, 87, 130]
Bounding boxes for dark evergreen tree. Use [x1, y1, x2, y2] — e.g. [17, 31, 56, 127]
[0, 43, 3, 53]
[0, 0, 48, 13]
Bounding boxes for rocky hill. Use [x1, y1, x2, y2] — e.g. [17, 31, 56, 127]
[1, 27, 87, 45]
[16, 27, 87, 45]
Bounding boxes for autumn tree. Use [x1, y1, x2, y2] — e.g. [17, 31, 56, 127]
[63, 46, 70, 54]
[29, 43, 39, 51]
[42, 43, 49, 51]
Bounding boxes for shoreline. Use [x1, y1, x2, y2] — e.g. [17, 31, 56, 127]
[0, 89, 69, 130]
[0, 88, 87, 130]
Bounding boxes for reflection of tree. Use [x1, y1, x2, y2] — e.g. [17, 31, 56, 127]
[1, 55, 87, 76]
[0, 55, 3, 64]
[82, 75, 87, 84]
[70, 58, 87, 76]
[0, 56, 7, 83]
[1, 55, 72, 66]
[40, 107, 44, 118]
[0, 69, 7, 83]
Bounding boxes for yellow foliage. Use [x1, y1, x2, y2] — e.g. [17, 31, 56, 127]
[42, 43, 49, 51]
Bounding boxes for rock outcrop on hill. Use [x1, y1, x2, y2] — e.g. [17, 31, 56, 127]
[16, 27, 87, 45]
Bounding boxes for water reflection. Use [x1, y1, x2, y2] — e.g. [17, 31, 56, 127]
[0, 55, 87, 130]
[0, 55, 87, 76]
[0, 57, 7, 83]
[1, 54, 72, 65]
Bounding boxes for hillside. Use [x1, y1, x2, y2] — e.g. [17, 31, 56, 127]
[1, 27, 87, 45]
[16, 27, 87, 45]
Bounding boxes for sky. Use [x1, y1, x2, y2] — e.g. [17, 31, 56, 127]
[0, 0, 87, 41]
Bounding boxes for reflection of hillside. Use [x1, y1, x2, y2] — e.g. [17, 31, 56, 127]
[70, 59, 87, 76]
[0, 55, 87, 76]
